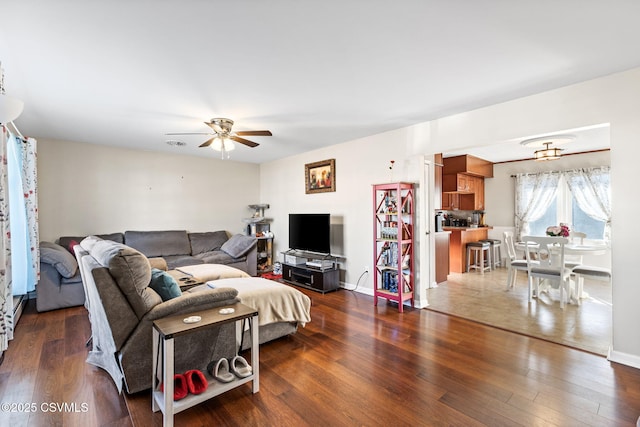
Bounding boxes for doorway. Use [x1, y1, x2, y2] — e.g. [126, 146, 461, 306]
[423, 128, 612, 355]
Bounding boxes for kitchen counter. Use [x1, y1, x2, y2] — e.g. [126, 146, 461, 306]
[443, 226, 492, 231]
[444, 226, 492, 273]
[435, 231, 452, 283]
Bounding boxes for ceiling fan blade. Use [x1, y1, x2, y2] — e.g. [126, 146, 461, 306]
[205, 121, 224, 133]
[235, 130, 272, 136]
[199, 137, 215, 148]
[230, 135, 259, 147]
[166, 132, 211, 136]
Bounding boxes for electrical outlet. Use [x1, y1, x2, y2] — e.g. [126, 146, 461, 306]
[364, 266, 369, 273]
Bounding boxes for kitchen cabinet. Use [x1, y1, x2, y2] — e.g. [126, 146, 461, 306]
[434, 154, 443, 210]
[474, 176, 485, 210]
[442, 193, 456, 210]
[443, 154, 494, 178]
[443, 174, 472, 193]
[442, 174, 484, 210]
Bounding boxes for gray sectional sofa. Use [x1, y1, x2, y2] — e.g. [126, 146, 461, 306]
[37, 230, 257, 312]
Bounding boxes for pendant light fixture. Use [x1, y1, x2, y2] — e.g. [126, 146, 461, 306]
[0, 62, 23, 124]
[521, 134, 575, 161]
[534, 142, 562, 161]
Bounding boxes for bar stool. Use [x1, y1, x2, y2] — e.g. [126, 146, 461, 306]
[480, 238, 502, 269]
[466, 241, 492, 274]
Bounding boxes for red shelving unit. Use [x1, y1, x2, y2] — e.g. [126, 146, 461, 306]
[373, 182, 414, 312]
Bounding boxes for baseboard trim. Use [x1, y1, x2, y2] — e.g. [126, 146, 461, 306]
[607, 346, 640, 370]
[13, 294, 27, 325]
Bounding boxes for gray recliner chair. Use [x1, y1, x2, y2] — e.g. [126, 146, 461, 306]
[75, 236, 240, 393]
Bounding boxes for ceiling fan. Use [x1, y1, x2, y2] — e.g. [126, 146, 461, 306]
[166, 118, 272, 158]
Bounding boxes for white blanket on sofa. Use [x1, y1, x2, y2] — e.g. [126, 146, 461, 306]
[207, 277, 311, 327]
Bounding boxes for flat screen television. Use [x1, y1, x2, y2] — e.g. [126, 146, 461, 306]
[289, 213, 331, 254]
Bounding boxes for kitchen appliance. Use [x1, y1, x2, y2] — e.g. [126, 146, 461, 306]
[435, 212, 444, 232]
[472, 212, 480, 225]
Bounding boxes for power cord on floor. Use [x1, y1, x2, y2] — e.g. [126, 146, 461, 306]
[344, 270, 368, 292]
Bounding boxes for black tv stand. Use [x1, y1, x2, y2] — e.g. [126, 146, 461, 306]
[281, 250, 340, 293]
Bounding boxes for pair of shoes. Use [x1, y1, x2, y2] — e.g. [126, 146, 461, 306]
[160, 374, 188, 400]
[207, 356, 253, 382]
[184, 369, 208, 394]
[230, 355, 252, 378]
[207, 358, 235, 383]
[160, 370, 208, 400]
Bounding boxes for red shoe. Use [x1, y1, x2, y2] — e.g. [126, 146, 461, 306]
[184, 369, 208, 395]
[160, 373, 188, 400]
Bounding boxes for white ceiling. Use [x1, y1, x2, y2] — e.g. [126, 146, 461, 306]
[1, 1, 637, 164]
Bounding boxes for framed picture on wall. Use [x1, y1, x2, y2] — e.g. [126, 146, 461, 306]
[305, 159, 336, 194]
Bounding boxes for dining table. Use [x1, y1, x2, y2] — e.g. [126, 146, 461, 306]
[564, 243, 608, 257]
[516, 239, 609, 302]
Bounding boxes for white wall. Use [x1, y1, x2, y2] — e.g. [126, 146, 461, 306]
[38, 139, 260, 242]
[260, 67, 640, 368]
[259, 125, 430, 301]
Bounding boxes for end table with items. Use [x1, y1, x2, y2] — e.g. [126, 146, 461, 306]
[151, 302, 259, 427]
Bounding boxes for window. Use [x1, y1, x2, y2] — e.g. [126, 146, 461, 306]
[527, 175, 607, 241]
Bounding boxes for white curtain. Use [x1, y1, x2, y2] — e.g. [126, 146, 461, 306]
[514, 172, 560, 240]
[0, 126, 14, 352]
[564, 166, 611, 242]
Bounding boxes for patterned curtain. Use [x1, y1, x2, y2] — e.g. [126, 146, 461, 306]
[0, 126, 14, 353]
[514, 171, 560, 240]
[22, 138, 39, 282]
[564, 166, 611, 242]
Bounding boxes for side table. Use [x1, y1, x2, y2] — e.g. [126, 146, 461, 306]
[152, 302, 259, 427]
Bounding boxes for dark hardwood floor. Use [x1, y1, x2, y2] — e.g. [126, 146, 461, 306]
[2, 288, 640, 426]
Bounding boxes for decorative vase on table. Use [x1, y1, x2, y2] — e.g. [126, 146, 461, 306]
[546, 224, 570, 237]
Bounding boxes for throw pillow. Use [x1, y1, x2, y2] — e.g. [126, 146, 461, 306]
[39, 241, 78, 278]
[220, 234, 256, 258]
[67, 239, 79, 253]
[189, 231, 229, 255]
[149, 268, 182, 301]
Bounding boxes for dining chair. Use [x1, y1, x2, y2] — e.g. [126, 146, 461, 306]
[565, 231, 588, 267]
[503, 231, 533, 290]
[523, 235, 573, 308]
[571, 265, 611, 305]
[569, 231, 587, 245]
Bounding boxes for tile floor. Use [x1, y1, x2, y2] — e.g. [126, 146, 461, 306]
[425, 266, 612, 355]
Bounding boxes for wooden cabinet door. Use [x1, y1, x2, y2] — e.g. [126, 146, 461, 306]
[456, 174, 475, 193]
[442, 193, 459, 210]
[434, 163, 443, 210]
[457, 174, 467, 192]
[473, 176, 484, 210]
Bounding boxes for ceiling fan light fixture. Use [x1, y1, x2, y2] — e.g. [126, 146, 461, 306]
[534, 142, 562, 161]
[211, 137, 235, 152]
[167, 117, 270, 159]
